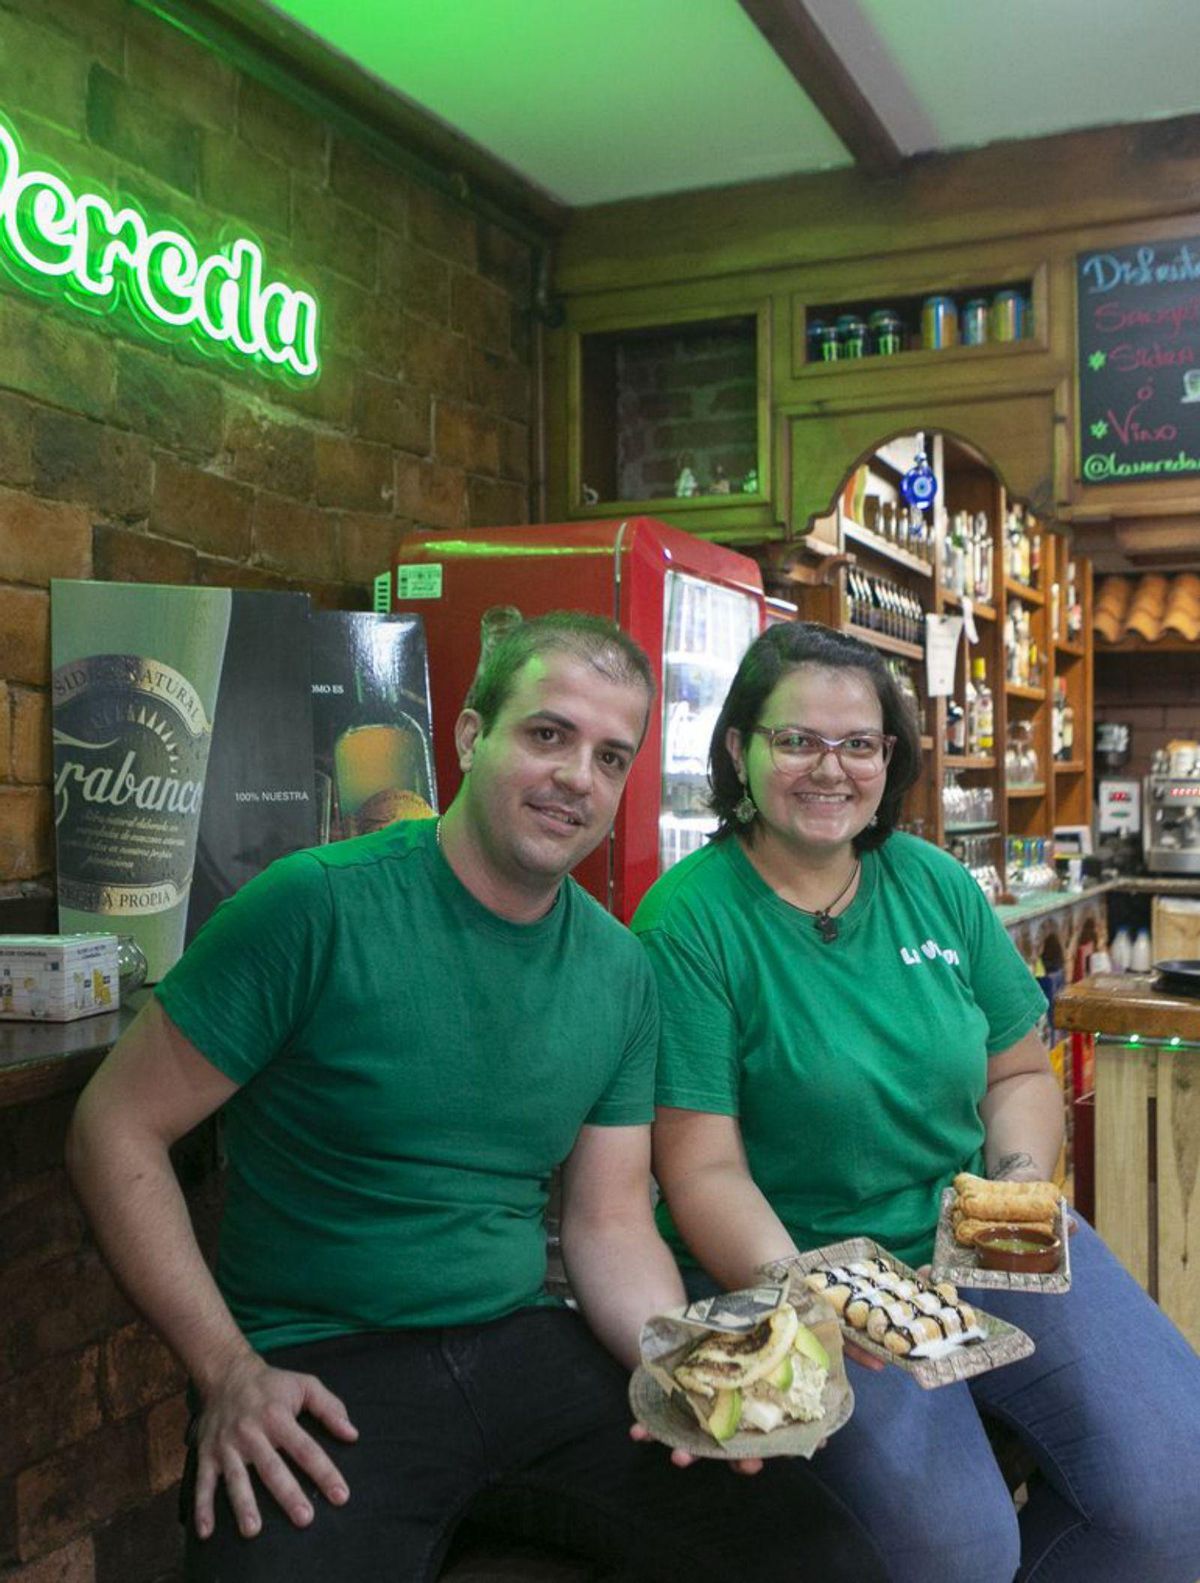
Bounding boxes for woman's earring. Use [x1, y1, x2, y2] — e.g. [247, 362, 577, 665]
[734, 787, 757, 824]
[868, 813, 879, 827]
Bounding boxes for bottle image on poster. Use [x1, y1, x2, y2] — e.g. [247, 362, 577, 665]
[311, 612, 438, 841]
[51, 581, 232, 983]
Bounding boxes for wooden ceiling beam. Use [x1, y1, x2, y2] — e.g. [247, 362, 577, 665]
[737, 0, 904, 177]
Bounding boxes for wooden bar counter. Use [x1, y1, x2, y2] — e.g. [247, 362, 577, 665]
[1055, 973, 1200, 1348]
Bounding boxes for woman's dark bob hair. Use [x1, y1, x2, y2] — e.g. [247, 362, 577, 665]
[709, 621, 923, 853]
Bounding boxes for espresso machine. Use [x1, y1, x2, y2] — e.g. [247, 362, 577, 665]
[1144, 746, 1200, 874]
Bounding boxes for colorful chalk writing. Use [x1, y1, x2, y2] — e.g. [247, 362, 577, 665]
[1076, 236, 1200, 486]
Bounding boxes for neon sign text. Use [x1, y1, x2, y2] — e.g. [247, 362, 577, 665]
[0, 118, 319, 380]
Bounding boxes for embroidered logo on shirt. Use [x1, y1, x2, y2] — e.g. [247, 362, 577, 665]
[900, 938, 960, 967]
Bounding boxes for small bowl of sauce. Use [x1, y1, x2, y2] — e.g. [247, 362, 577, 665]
[975, 1225, 1062, 1274]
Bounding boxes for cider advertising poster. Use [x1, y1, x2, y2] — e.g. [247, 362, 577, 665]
[51, 581, 317, 982]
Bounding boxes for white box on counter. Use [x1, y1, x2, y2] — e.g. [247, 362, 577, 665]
[0, 934, 120, 1021]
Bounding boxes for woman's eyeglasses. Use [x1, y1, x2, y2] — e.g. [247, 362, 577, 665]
[749, 727, 895, 779]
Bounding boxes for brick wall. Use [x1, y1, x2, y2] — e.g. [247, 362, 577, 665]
[1095, 652, 1200, 781]
[0, 1082, 223, 1581]
[0, 0, 538, 907]
[0, 0, 540, 1574]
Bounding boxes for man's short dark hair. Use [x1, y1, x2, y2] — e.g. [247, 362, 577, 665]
[465, 610, 655, 734]
[709, 621, 922, 852]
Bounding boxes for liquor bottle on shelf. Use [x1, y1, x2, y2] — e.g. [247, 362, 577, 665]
[1050, 581, 1061, 643]
[972, 658, 994, 754]
[964, 663, 979, 755]
[1051, 679, 1064, 761]
[1061, 683, 1075, 761]
[1066, 560, 1083, 640]
[946, 699, 966, 756]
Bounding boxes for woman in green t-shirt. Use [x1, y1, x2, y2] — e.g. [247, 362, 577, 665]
[633, 621, 1200, 1583]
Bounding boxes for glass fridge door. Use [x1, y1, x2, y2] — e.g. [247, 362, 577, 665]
[660, 571, 760, 874]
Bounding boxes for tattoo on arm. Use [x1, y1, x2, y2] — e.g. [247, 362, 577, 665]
[992, 1152, 1036, 1180]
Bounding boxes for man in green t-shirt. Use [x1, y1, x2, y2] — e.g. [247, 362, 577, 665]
[66, 612, 883, 1583]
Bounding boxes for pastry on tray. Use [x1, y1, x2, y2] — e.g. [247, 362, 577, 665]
[951, 1173, 1061, 1249]
[804, 1256, 983, 1357]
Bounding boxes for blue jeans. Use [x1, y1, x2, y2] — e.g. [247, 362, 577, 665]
[691, 1218, 1200, 1583]
[181, 1306, 886, 1582]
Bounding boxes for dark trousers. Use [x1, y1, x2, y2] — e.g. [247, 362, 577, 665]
[182, 1307, 885, 1583]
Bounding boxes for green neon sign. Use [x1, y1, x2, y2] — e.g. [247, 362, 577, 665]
[0, 114, 320, 382]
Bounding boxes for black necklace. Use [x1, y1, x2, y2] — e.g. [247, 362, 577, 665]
[790, 859, 860, 943]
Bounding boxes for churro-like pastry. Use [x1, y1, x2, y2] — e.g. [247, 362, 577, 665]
[953, 1173, 1060, 1224]
[954, 1214, 1054, 1248]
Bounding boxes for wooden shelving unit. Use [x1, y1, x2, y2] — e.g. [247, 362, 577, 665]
[816, 433, 1093, 856]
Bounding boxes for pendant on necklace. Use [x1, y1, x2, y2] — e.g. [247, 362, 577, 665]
[815, 911, 839, 944]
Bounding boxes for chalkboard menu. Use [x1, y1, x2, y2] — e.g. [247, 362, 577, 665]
[1076, 235, 1200, 485]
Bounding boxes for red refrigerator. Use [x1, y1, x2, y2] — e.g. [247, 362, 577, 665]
[390, 517, 764, 921]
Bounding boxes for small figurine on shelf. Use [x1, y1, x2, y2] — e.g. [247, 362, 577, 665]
[581, 482, 600, 506]
[674, 455, 699, 498]
[741, 465, 759, 494]
[710, 464, 732, 495]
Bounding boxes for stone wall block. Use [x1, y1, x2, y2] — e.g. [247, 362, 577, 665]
[199, 133, 291, 237]
[85, 65, 198, 196]
[0, 588, 50, 688]
[145, 1394, 189, 1495]
[355, 376, 431, 455]
[252, 493, 338, 582]
[237, 75, 327, 181]
[2, 1532, 94, 1582]
[393, 455, 467, 531]
[31, 414, 151, 524]
[15, 1418, 148, 1561]
[0, 1171, 86, 1275]
[0, 784, 50, 883]
[223, 402, 315, 499]
[467, 475, 528, 528]
[0, 492, 93, 586]
[313, 434, 394, 513]
[0, 1348, 102, 1481]
[329, 137, 408, 234]
[408, 182, 476, 267]
[476, 219, 533, 299]
[0, 682, 11, 783]
[377, 235, 450, 325]
[0, 1251, 133, 1384]
[91, 526, 198, 587]
[123, 8, 238, 130]
[337, 510, 401, 586]
[101, 1324, 185, 1422]
[0, 301, 113, 424]
[468, 349, 531, 425]
[291, 185, 377, 290]
[0, 394, 35, 490]
[11, 689, 51, 785]
[0, 13, 89, 133]
[114, 348, 224, 460]
[150, 460, 253, 561]
[401, 319, 470, 401]
[434, 402, 500, 474]
[497, 418, 531, 483]
[450, 272, 513, 357]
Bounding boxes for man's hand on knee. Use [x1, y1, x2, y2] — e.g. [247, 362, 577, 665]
[193, 1353, 359, 1540]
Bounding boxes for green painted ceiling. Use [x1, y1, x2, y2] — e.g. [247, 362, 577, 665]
[263, 0, 1200, 206]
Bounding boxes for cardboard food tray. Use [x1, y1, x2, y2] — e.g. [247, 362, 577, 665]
[930, 1188, 1072, 1294]
[629, 1284, 854, 1460]
[762, 1239, 1034, 1390]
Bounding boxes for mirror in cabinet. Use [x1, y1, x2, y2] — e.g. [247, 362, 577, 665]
[575, 309, 769, 516]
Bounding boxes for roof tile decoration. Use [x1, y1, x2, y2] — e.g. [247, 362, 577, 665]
[1094, 573, 1200, 644]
